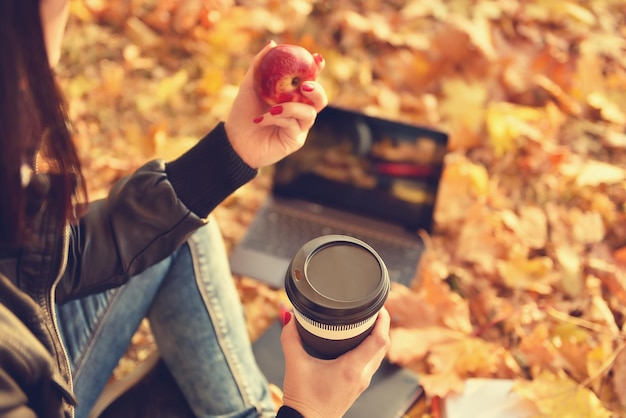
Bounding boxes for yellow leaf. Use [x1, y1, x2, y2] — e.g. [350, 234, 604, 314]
[526, 0, 596, 27]
[551, 322, 591, 346]
[450, 14, 497, 60]
[69, 0, 96, 22]
[486, 102, 544, 157]
[514, 370, 612, 418]
[518, 323, 559, 373]
[571, 209, 606, 245]
[500, 206, 548, 250]
[574, 160, 626, 187]
[572, 40, 607, 100]
[587, 91, 626, 124]
[497, 253, 557, 294]
[434, 155, 490, 227]
[554, 244, 583, 298]
[586, 346, 607, 394]
[155, 136, 199, 161]
[439, 79, 488, 150]
[197, 66, 226, 96]
[428, 336, 505, 376]
[156, 69, 189, 106]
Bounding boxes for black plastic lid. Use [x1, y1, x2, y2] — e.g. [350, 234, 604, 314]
[285, 235, 390, 325]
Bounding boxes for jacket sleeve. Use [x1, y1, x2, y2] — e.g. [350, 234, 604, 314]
[276, 406, 304, 417]
[0, 368, 37, 418]
[0, 297, 70, 418]
[58, 122, 257, 300]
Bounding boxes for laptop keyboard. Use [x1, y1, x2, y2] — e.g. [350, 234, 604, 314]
[239, 205, 424, 287]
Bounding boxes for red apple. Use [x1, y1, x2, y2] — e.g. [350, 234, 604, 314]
[253, 44, 324, 106]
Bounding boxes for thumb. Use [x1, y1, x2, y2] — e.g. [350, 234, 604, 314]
[240, 40, 277, 88]
[251, 40, 277, 67]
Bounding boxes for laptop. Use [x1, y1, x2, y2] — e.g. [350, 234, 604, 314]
[230, 105, 448, 288]
[252, 320, 424, 418]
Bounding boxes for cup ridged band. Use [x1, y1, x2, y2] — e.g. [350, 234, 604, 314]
[293, 309, 378, 341]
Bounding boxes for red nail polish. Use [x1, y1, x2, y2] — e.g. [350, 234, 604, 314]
[253, 116, 264, 124]
[282, 310, 292, 326]
[270, 105, 283, 115]
[301, 83, 314, 92]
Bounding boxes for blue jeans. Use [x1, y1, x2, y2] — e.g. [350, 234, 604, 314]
[56, 220, 275, 418]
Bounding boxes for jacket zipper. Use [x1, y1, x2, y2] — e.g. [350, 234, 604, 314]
[49, 224, 75, 418]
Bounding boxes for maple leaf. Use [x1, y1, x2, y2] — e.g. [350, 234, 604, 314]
[433, 155, 489, 229]
[499, 205, 548, 250]
[497, 250, 558, 295]
[418, 371, 465, 399]
[572, 160, 626, 188]
[513, 370, 612, 418]
[439, 78, 488, 150]
[387, 326, 465, 367]
[486, 102, 550, 157]
[428, 336, 510, 377]
[386, 252, 472, 333]
[553, 244, 584, 298]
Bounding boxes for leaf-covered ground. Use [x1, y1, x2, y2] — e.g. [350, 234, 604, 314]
[59, 0, 626, 416]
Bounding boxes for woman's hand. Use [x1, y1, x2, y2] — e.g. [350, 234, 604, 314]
[280, 308, 391, 418]
[225, 41, 328, 169]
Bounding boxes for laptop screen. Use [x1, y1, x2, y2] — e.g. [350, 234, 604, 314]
[272, 106, 449, 232]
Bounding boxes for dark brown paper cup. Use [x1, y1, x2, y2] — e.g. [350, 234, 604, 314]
[285, 235, 390, 359]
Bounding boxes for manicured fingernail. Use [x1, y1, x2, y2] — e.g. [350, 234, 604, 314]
[270, 105, 283, 115]
[282, 310, 292, 326]
[313, 53, 324, 65]
[301, 82, 315, 92]
[253, 116, 264, 124]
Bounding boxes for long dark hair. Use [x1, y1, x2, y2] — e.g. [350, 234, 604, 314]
[0, 0, 86, 247]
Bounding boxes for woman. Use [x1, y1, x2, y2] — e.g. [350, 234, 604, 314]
[0, 0, 390, 418]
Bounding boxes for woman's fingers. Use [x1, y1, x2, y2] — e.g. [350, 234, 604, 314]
[300, 81, 328, 112]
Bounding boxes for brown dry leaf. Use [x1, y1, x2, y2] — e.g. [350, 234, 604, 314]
[615, 247, 626, 266]
[486, 102, 546, 157]
[386, 276, 471, 333]
[553, 244, 584, 298]
[387, 326, 465, 367]
[428, 336, 509, 377]
[497, 253, 558, 295]
[172, 0, 204, 33]
[517, 322, 559, 375]
[611, 346, 626, 408]
[500, 205, 548, 250]
[417, 371, 465, 399]
[439, 78, 488, 151]
[415, 335, 518, 398]
[433, 154, 489, 228]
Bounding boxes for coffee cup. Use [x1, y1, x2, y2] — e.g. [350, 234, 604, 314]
[284, 235, 390, 359]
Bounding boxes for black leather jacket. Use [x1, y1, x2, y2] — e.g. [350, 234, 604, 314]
[0, 123, 258, 418]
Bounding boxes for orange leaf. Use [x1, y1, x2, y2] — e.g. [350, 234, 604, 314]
[615, 247, 626, 267]
[418, 372, 465, 399]
[387, 327, 464, 367]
